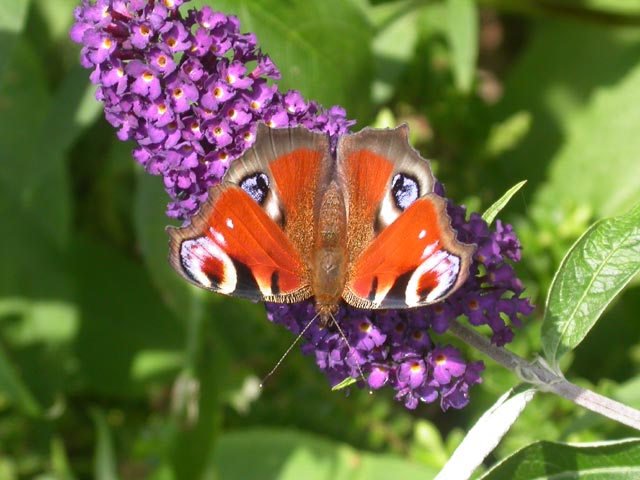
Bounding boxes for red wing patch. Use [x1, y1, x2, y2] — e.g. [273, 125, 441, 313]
[344, 195, 474, 309]
[168, 185, 312, 303]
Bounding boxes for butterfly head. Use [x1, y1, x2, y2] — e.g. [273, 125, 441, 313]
[316, 302, 339, 327]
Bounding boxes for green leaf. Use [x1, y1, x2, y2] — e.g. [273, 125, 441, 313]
[534, 56, 640, 219]
[0, 38, 71, 247]
[370, 1, 421, 104]
[0, 137, 75, 410]
[484, 111, 532, 158]
[191, 0, 374, 121]
[482, 180, 527, 225]
[561, 0, 640, 16]
[212, 428, 438, 480]
[437, 387, 536, 480]
[71, 235, 184, 397]
[0, 336, 42, 416]
[481, 438, 640, 480]
[35, 0, 79, 40]
[446, 0, 478, 93]
[50, 437, 77, 480]
[492, 21, 640, 201]
[331, 377, 357, 391]
[167, 324, 226, 479]
[0, 0, 30, 76]
[542, 203, 640, 364]
[0, 0, 30, 32]
[134, 172, 198, 318]
[91, 408, 119, 480]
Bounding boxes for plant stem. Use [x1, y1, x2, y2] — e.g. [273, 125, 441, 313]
[448, 319, 640, 431]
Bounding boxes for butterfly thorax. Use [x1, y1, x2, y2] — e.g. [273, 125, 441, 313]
[312, 181, 348, 324]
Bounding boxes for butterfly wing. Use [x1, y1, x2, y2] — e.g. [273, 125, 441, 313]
[168, 124, 331, 303]
[338, 125, 474, 309]
[169, 184, 315, 302]
[343, 195, 474, 308]
[224, 123, 332, 268]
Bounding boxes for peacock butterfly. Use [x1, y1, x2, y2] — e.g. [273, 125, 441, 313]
[167, 123, 475, 323]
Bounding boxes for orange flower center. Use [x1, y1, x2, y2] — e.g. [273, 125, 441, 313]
[410, 362, 422, 373]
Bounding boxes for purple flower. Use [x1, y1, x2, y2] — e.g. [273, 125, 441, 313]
[430, 346, 466, 384]
[71, 0, 532, 412]
[71, 0, 353, 220]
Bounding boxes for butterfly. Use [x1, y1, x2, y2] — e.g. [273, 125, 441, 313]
[167, 123, 475, 324]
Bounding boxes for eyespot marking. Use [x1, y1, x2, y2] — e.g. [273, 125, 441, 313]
[391, 173, 419, 211]
[179, 237, 237, 294]
[240, 172, 270, 205]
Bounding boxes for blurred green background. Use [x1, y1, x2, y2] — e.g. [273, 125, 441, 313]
[1, 0, 640, 478]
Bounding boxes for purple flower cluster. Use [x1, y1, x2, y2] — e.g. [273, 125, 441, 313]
[70, 0, 353, 220]
[71, 0, 533, 411]
[266, 193, 533, 410]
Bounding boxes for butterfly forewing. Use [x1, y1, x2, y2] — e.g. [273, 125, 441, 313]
[224, 124, 332, 268]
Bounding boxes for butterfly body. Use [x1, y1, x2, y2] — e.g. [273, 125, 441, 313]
[168, 124, 475, 320]
[312, 180, 348, 321]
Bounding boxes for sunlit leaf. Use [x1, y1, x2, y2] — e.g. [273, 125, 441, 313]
[331, 377, 357, 391]
[91, 408, 118, 480]
[481, 438, 640, 479]
[482, 180, 527, 225]
[190, 0, 374, 121]
[542, 203, 640, 363]
[51, 437, 77, 480]
[213, 428, 438, 480]
[0, 0, 30, 76]
[446, 0, 477, 93]
[437, 387, 535, 480]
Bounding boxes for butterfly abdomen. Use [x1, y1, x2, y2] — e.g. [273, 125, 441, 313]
[312, 181, 348, 319]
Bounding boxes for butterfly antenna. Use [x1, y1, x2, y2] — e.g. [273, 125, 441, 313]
[260, 312, 320, 388]
[329, 312, 372, 394]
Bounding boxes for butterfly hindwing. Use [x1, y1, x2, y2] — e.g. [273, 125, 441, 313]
[344, 194, 474, 309]
[168, 183, 313, 304]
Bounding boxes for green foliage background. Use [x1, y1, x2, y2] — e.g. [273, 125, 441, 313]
[0, 0, 639, 478]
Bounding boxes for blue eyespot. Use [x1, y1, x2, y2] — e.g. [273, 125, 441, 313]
[391, 173, 419, 210]
[240, 172, 270, 204]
